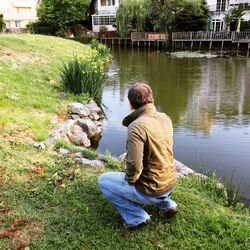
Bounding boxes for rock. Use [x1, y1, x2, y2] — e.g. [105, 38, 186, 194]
[59, 92, 66, 99]
[58, 148, 70, 155]
[86, 100, 101, 114]
[118, 152, 127, 162]
[47, 136, 59, 145]
[33, 142, 46, 150]
[86, 100, 102, 121]
[68, 102, 90, 117]
[74, 152, 83, 159]
[56, 119, 75, 136]
[70, 114, 81, 120]
[76, 157, 103, 168]
[174, 159, 194, 178]
[89, 113, 100, 121]
[77, 118, 100, 138]
[94, 120, 103, 127]
[70, 125, 91, 147]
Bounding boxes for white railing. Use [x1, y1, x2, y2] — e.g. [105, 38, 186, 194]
[172, 31, 250, 42]
[233, 31, 250, 41]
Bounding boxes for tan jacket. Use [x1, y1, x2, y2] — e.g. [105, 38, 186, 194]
[123, 103, 176, 196]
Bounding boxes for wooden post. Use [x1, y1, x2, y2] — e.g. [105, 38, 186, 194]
[209, 41, 212, 50]
[181, 41, 184, 49]
[137, 41, 139, 47]
[199, 41, 202, 50]
[237, 43, 240, 56]
[191, 41, 193, 51]
[221, 40, 224, 51]
[247, 43, 250, 57]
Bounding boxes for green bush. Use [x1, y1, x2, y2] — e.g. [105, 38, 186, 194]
[102, 150, 123, 170]
[90, 39, 99, 49]
[72, 36, 94, 44]
[90, 39, 111, 61]
[99, 26, 108, 33]
[60, 55, 107, 98]
[0, 13, 5, 32]
[27, 21, 57, 35]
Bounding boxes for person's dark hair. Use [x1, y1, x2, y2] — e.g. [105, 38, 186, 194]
[128, 83, 154, 110]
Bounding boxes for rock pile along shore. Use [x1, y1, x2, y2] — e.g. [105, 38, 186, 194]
[48, 101, 104, 147]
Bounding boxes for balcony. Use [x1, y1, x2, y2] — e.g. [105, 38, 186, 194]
[14, 0, 34, 8]
[229, 0, 250, 5]
[97, 0, 119, 12]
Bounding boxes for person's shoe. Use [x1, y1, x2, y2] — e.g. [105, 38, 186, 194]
[124, 218, 151, 231]
[158, 206, 178, 219]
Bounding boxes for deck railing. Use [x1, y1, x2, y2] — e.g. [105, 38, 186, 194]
[131, 32, 167, 41]
[233, 31, 250, 42]
[172, 31, 250, 42]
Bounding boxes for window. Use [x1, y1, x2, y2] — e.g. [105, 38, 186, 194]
[212, 19, 224, 31]
[101, 0, 116, 6]
[93, 16, 115, 26]
[216, 0, 226, 11]
[15, 21, 21, 28]
[5, 21, 11, 28]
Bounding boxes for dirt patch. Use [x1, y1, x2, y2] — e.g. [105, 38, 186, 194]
[0, 50, 48, 66]
[2, 125, 35, 142]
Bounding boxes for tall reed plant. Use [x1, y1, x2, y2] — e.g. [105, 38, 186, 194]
[60, 55, 107, 99]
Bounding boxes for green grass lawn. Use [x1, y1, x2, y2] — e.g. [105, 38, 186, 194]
[0, 34, 249, 250]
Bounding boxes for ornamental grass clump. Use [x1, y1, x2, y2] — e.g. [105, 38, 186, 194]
[60, 55, 107, 99]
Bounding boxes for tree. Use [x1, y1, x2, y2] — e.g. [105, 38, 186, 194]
[226, 3, 246, 32]
[174, 0, 209, 31]
[147, 0, 209, 32]
[147, 0, 182, 32]
[37, 0, 91, 35]
[0, 13, 6, 32]
[116, 0, 148, 38]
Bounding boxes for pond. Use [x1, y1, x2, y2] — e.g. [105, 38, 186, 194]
[97, 47, 250, 204]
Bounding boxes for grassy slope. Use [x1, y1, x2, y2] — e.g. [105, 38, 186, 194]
[0, 35, 249, 250]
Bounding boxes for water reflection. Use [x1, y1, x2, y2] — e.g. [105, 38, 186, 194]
[99, 48, 250, 201]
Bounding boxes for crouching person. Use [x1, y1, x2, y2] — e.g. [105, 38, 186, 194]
[98, 83, 177, 230]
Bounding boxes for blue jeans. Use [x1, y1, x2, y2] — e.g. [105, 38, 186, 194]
[98, 172, 177, 226]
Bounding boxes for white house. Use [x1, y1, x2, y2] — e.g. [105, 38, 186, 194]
[0, 0, 39, 30]
[92, 0, 121, 32]
[207, 0, 250, 31]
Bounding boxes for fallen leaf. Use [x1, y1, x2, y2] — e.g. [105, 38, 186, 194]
[28, 166, 45, 174]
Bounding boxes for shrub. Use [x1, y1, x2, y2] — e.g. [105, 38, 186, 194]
[60, 55, 107, 98]
[90, 39, 99, 50]
[99, 26, 108, 33]
[96, 43, 111, 60]
[27, 21, 57, 35]
[0, 13, 5, 32]
[90, 39, 111, 61]
[102, 150, 123, 170]
[72, 36, 94, 44]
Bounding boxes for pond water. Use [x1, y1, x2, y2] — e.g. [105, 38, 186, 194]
[97, 48, 250, 203]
